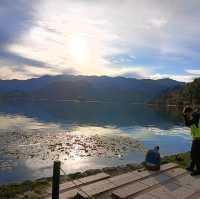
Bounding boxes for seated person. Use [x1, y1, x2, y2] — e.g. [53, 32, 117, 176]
[145, 145, 161, 171]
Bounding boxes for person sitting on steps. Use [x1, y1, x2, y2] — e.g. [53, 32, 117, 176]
[145, 145, 161, 171]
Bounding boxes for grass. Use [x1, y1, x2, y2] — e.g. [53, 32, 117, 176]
[0, 179, 50, 199]
[161, 152, 191, 168]
[0, 152, 191, 199]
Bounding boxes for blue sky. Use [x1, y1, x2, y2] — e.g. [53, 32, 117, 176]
[0, 0, 200, 82]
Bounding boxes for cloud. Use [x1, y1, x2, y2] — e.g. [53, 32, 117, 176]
[113, 67, 152, 79]
[0, 0, 35, 47]
[149, 17, 168, 28]
[0, 49, 48, 68]
[0, 0, 200, 81]
[151, 73, 199, 82]
[185, 69, 200, 75]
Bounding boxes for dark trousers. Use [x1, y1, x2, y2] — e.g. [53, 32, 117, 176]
[190, 140, 200, 171]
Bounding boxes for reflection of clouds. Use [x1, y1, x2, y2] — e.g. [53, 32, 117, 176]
[120, 126, 191, 141]
[0, 114, 191, 141]
[24, 158, 52, 170]
[0, 114, 62, 132]
[71, 126, 124, 136]
[151, 127, 190, 138]
[61, 157, 108, 173]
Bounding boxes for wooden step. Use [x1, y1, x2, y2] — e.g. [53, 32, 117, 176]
[46, 172, 110, 197]
[77, 163, 179, 198]
[111, 182, 149, 199]
[80, 179, 116, 197]
[148, 180, 196, 199]
[108, 172, 142, 186]
[111, 168, 187, 199]
[131, 193, 157, 199]
[175, 173, 200, 191]
[78, 172, 110, 184]
[45, 163, 179, 198]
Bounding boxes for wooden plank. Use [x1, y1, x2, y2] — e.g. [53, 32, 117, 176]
[141, 174, 171, 186]
[108, 172, 141, 186]
[185, 190, 200, 199]
[136, 170, 156, 178]
[160, 163, 178, 171]
[171, 185, 195, 199]
[79, 172, 110, 184]
[175, 174, 200, 191]
[48, 172, 110, 194]
[148, 179, 196, 199]
[132, 163, 178, 178]
[149, 186, 177, 199]
[59, 181, 76, 191]
[132, 193, 157, 199]
[163, 168, 186, 178]
[110, 165, 185, 199]
[80, 179, 115, 197]
[111, 182, 149, 199]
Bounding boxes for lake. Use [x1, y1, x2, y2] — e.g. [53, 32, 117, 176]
[0, 100, 191, 184]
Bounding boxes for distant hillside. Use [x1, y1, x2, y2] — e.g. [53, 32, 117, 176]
[150, 78, 200, 106]
[0, 75, 184, 103]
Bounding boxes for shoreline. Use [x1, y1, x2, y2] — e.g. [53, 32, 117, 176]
[0, 151, 190, 199]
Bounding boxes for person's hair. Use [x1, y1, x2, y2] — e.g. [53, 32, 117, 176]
[154, 145, 159, 151]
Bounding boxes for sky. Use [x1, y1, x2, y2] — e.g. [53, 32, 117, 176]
[0, 0, 200, 82]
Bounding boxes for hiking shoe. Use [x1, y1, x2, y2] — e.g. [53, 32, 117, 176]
[191, 170, 200, 176]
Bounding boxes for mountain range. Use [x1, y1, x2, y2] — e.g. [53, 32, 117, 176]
[0, 75, 184, 103]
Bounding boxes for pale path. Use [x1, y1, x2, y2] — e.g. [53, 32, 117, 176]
[46, 163, 200, 199]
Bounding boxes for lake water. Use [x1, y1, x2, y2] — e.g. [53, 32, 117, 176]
[0, 100, 191, 184]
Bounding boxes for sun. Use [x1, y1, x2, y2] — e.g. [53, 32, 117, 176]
[69, 35, 90, 65]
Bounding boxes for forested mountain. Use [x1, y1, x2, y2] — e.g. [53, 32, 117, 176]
[0, 75, 184, 103]
[150, 78, 200, 106]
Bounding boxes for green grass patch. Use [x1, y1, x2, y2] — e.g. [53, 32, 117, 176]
[161, 152, 190, 168]
[0, 179, 50, 199]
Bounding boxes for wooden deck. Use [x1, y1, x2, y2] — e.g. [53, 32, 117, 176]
[46, 163, 200, 199]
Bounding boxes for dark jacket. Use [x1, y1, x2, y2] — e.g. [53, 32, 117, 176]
[145, 149, 160, 165]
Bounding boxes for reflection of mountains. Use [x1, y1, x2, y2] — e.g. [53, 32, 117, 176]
[0, 101, 183, 130]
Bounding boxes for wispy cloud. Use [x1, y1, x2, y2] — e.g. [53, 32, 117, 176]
[185, 69, 200, 75]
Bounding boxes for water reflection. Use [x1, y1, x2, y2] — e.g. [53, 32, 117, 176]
[0, 100, 183, 129]
[0, 101, 191, 184]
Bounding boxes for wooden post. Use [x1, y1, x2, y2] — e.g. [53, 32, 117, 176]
[52, 161, 61, 199]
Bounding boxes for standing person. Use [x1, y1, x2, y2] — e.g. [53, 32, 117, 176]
[145, 145, 161, 171]
[183, 106, 200, 176]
